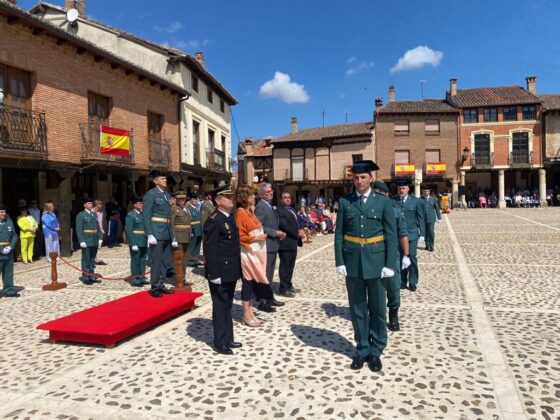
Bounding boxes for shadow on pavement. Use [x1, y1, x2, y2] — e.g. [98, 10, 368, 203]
[290, 324, 354, 358]
[321, 302, 351, 321]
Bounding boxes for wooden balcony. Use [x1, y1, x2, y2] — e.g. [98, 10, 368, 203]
[149, 137, 172, 169]
[0, 104, 48, 156]
[207, 148, 226, 171]
[80, 123, 134, 166]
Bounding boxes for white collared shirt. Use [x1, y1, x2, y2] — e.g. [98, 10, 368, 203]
[356, 188, 372, 200]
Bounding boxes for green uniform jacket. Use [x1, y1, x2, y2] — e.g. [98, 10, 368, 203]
[187, 204, 201, 237]
[143, 187, 172, 240]
[125, 210, 147, 248]
[420, 195, 441, 223]
[75, 210, 99, 246]
[0, 218, 17, 257]
[393, 204, 409, 238]
[334, 192, 398, 279]
[393, 195, 425, 240]
[200, 200, 215, 229]
[170, 205, 192, 244]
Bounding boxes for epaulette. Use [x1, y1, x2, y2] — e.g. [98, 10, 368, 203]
[209, 213, 217, 220]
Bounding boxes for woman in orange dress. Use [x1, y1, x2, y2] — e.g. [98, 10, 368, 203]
[235, 185, 268, 327]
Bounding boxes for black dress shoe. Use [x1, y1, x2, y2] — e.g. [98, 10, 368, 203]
[91, 278, 102, 283]
[368, 355, 382, 372]
[289, 287, 301, 293]
[257, 303, 276, 313]
[96, 261, 107, 266]
[278, 290, 295, 298]
[408, 285, 417, 292]
[82, 280, 94, 285]
[149, 289, 163, 298]
[213, 346, 233, 355]
[388, 308, 400, 332]
[350, 356, 366, 370]
[159, 287, 174, 295]
[400, 283, 408, 290]
[229, 342, 242, 348]
[269, 299, 285, 307]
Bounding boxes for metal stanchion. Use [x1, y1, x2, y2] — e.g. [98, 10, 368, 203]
[42, 252, 67, 291]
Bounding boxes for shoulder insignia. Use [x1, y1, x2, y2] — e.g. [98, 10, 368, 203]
[209, 213, 217, 220]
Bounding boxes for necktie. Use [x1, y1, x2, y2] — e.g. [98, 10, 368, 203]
[360, 195, 365, 208]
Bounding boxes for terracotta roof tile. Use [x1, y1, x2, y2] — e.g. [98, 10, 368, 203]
[539, 94, 560, 111]
[272, 122, 372, 143]
[378, 99, 457, 113]
[448, 86, 540, 108]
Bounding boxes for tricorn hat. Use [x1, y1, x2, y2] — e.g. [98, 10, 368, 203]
[351, 160, 380, 174]
[81, 196, 93, 204]
[396, 179, 412, 187]
[187, 192, 198, 200]
[131, 196, 143, 204]
[149, 169, 166, 179]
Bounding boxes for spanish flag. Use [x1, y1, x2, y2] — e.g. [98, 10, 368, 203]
[100, 125, 130, 156]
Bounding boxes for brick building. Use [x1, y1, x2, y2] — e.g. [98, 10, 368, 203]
[539, 94, 560, 189]
[0, 1, 186, 254]
[374, 85, 460, 197]
[237, 137, 273, 186]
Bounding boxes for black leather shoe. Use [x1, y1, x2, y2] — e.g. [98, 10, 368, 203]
[3, 293, 20, 298]
[368, 355, 382, 372]
[350, 356, 366, 370]
[388, 308, 400, 332]
[149, 289, 163, 298]
[91, 278, 102, 283]
[82, 280, 94, 286]
[400, 283, 408, 290]
[257, 303, 276, 313]
[96, 261, 107, 266]
[213, 346, 233, 355]
[229, 342, 242, 349]
[278, 290, 295, 298]
[289, 287, 301, 293]
[408, 285, 417, 292]
[159, 287, 174, 295]
[269, 299, 285, 307]
[429, 248, 434, 252]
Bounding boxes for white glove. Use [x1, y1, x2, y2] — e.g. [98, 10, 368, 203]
[1, 246, 11, 254]
[437, 219, 442, 223]
[131, 245, 139, 252]
[171, 240, 179, 248]
[418, 236, 425, 242]
[381, 267, 395, 278]
[209, 277, 222, 285]
[401, 256, 411, 270]
[98, 239, 103, 248]
[80, 242, 87, 248]
[336, 265, 347, 276]
[147, 235, 157, 245]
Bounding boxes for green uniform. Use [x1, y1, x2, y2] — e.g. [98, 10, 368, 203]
[170, 205, 192, 280]
[334, 190, 397, 359]
[187, 204, 202, 266]
[394, 195, 425, 288]
[143, 187, 172, 289]
[420, 195, 441, 251]
[200, 200, 214, 236]
[0, 218, 18, 296]
[75, 210, 100, 284]
[125, 210, 148, 286]
[387, 205, 408, 309]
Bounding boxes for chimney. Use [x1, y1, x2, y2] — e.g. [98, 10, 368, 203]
[65, 0, 85, 15]
[526, 76, 537, 95]
[195, 52, 205, 67]
[375, 97, 383, 110]
[388, 85, 395, 102]
[449, 78, 458, 96]
[291, 117, 298, 134]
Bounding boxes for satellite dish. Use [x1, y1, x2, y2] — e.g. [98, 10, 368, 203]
[66, 8, 79, 23]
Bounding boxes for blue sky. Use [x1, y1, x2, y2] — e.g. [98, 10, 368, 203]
[19, 0, 560, 147]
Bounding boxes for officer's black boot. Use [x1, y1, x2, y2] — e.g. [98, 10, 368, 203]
[388, 308, 400, 331]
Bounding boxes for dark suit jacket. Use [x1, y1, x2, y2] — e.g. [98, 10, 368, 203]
[203, 210, 241, 283]
[277, 205, 300, 251]
[255, 199, 279, 253]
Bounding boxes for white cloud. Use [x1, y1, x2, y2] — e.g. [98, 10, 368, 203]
[153, 21, 185, 34]
[346, 56, 357, 64]
[345, 61, 375, 76]
[390, 45, 443, 73]
[259, 72, 310, 104]
[163, 38, 212, 52]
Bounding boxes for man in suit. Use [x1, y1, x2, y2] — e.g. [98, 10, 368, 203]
[255, 182, 286, 312]
[143, 170, 174, 298]
[276, 191, 304, 298]
[420, 186, 442, 252]
[170, 191, 192, 284]
[125, 197, 148, 287]
[187, 193, 202, 267]
[203, 186, 242, 355]
[75, 197, 102, 285]
[0, 205, 20, 297]
[335, 161, 397, 372]
[394, 180, 425, 292]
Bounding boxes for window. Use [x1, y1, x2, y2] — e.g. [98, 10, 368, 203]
[220, 99, 225, 113]
[474, 134, 490, 164]
[394, 150, 410, 163]
[483, 108, 498, 122]
[87, 92, 110, 126]
[221, 134, 226, 153]
[512, 132, 529, 163]
[192, 120, 200, 165]
[147, 112, 163, 139]
[191, 75, 198, 92]
[503, 106, 517, 121]
[207, 87, 213, 103]
[425, 149, 440, 163]
[208, 129, 215, 151]
[425, 119, 440, 134]
[522, 105, 536, 120]
[352, 154, 363, 163]
[291, 156, 304, 181]
[463, 109, 478, 124]
[394, 120, 409, 135]
[0, 64, 32, 109]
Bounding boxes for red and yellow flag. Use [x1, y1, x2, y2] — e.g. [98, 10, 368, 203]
[346, 165, 353, 178]
[100, 125, 130, 156]
[426, 162, 446, 174]
[395, 164, 415, 175]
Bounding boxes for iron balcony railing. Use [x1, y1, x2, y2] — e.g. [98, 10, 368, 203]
[0, 104, 47, 155]
[207, 148, 226, 171]
[509, 150, 533, 165]
[471, 151, 494, 167]
[149, 137, 172, 168]
[80, 123, 134, 165]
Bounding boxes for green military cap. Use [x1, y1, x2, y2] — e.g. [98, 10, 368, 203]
[352, 160, 380, 174]
[175, 191, 187, 199]
[372, 180, 389, 193]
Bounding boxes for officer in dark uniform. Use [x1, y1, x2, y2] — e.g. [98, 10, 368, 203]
[125, 197, 148, 287]
[187, 193, 202, 266]
[76, 197, 102, 285]
[203, 186, 242, 355]
[170, 191, 192, 283]
[334, 161, 397, 372]
[0, 205, 20, 297]
[420, 185, 442, 251]
[143, 170, 174, 298]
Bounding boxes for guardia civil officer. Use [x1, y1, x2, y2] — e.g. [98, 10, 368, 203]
[76, 197, 102, 285]
[372, 181, 411, 331]
[420, 185, 442, 251]
[186, 193, 202, 267]
[0, 205, 20, 297]
[143, 170, 174, 298]
[334, 161, 397, 372]
[394, 180, 425, 292]
[203, 186, 242, 355]
[200, 191, 215, 235]
[170, 191, 192, 283]
[125, 197, 148, 287]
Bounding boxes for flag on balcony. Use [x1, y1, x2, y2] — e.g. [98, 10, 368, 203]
[346, 165, 353, 178]
[395, 164, 415, 175]
[426, 162, 446, 174]
[100, 125, 130, 156]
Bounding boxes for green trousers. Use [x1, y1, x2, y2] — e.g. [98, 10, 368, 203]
[80, 246, 97, 282]
[0, 255, 16, 296]
[386, 256, 401, 309]
[129, 246, 148, 285]
[187, 235, 202, 266]
[345, 275, 388, 358]
[400, 239, 418, 287]
[425, 222, 435, 249]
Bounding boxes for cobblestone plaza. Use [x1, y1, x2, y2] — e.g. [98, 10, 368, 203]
[0, 209, 559, 420]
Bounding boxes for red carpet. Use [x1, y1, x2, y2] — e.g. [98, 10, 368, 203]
[37, 291, 203, 348]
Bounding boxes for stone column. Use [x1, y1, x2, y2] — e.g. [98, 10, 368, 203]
[498, 169, 506, 209]
[57, 169, 75, 257]
[539, 168, 547, 207]
[452, 180, 459, 208]
[460, 171, 466, 206]
[414, 182, 421, 198]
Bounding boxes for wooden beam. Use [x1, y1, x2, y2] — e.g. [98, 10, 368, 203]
[56, 38, 66, 46]
[76, 46, 86, 55]
[93, 55, 103, 62]
[125, 69, 133, 76]
[7, 16, 18, 25]
[160, 85, 167, 91]
[111, 63, 119, 70]
[137, 75, 146, 81]
[32, 28, 44, 36]
[150, 81, 156, 86]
